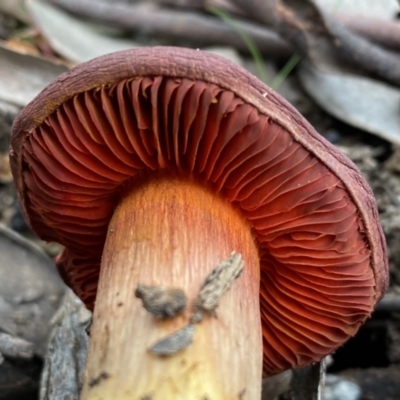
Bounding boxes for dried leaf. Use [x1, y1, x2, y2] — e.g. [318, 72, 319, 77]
[298, 61, 400, 144]
[0, 41, 67, 107]
[0, 224, 66, 356]
[324, 374, 361, 400]
[0, 0, 32, 24]
[27, 0, 140, 63]
[316, 1, 400, 52]
[40, 289, 91, 400]
[314, 0, 399, 19]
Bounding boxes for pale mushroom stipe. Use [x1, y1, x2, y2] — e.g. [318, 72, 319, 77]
[10, 47, 388, 400]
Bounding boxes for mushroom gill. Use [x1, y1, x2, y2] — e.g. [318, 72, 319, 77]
[19, 75, 375, 375]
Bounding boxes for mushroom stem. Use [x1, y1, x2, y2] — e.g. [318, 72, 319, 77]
[80, 174, 262, 400]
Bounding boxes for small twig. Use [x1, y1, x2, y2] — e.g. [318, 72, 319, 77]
[47, 0, 291, 57]
[290, 359, 325, 400]
[231, 0, 400, 87]
[47, 0, 290, 55]
[47, 0, 400, 69]
[336, 14, 400, 52]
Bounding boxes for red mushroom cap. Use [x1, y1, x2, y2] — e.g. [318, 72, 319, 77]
[10, 47, 388, 375]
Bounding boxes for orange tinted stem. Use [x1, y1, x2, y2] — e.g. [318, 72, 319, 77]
[80, 174, 262, 399]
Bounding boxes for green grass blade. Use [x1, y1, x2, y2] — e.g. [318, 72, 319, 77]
[206, 6, 268, 83]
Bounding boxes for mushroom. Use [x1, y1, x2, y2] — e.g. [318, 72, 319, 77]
[9, 47, 388, 399]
